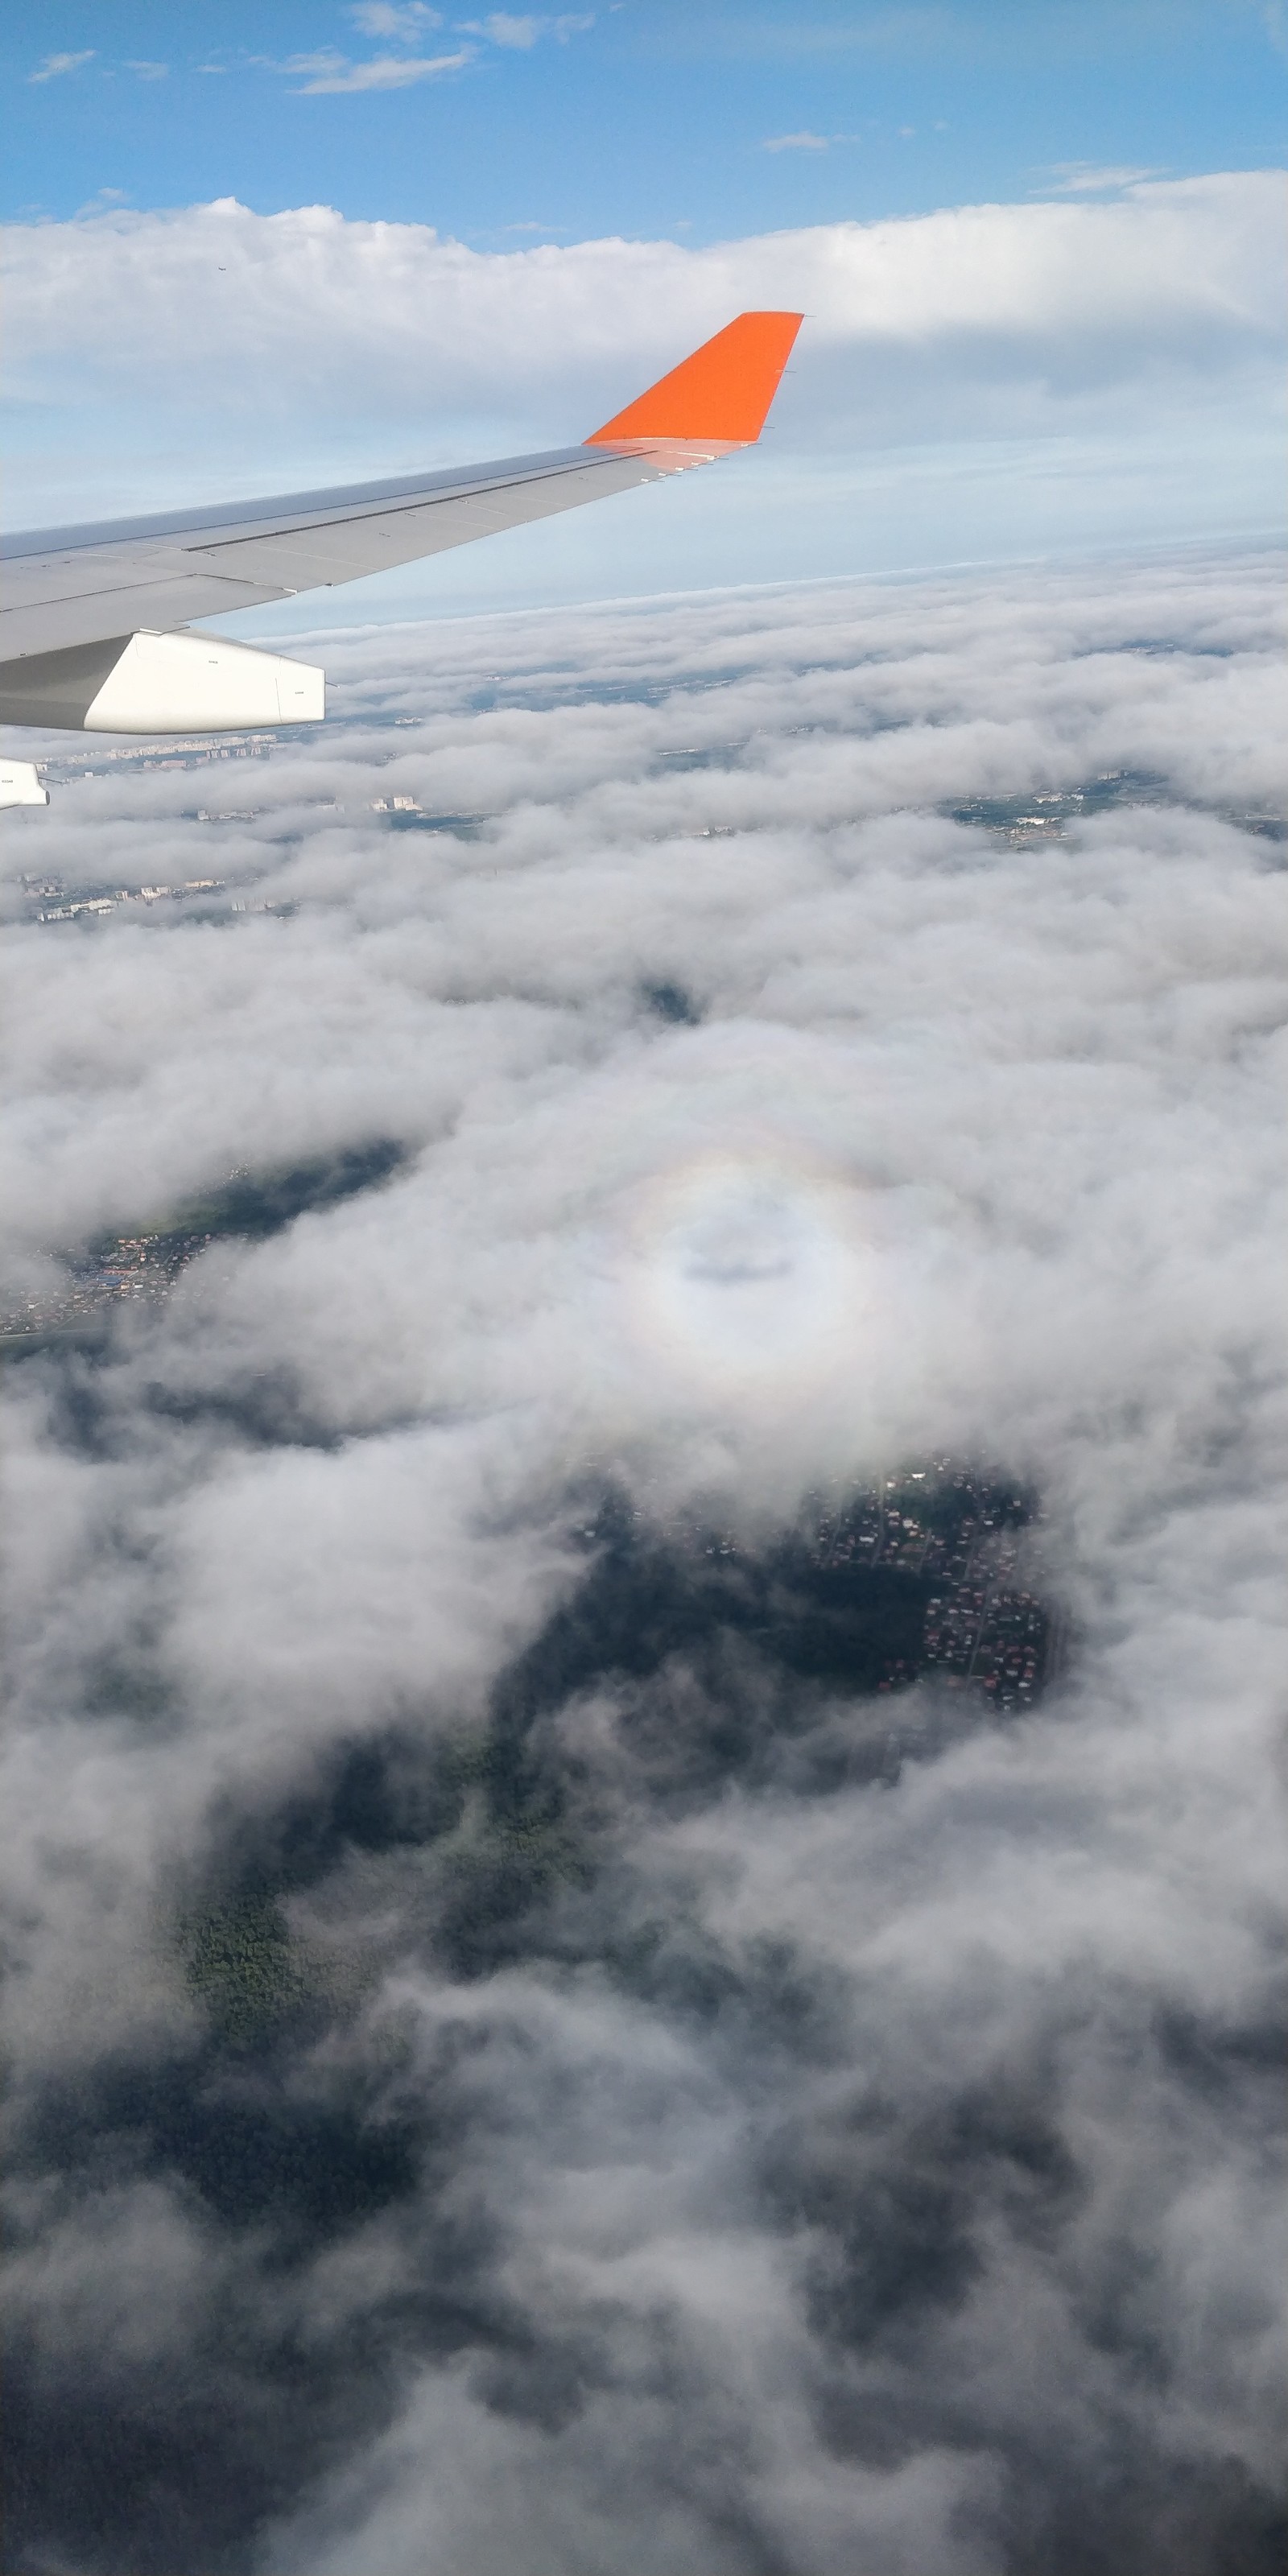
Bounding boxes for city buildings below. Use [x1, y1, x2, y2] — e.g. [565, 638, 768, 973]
[553, 1463, 1063, 1737]
[808, 1469, 1056, 1710]
[1, 1142, 409, 1352]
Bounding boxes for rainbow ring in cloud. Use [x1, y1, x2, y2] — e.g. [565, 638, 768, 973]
[620, 1148, 878, 1399]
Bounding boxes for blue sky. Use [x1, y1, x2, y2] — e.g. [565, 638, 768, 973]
[8, 2, 1285, 241]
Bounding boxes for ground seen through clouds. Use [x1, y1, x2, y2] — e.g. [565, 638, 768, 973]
[2, 547, 1285, 2575]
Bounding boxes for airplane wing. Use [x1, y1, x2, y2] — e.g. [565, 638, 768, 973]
[0, 312, 802, 751]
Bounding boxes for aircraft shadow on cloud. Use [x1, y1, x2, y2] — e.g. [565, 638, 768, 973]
[0, 313, 802, 810]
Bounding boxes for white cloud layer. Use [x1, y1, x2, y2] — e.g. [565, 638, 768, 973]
[2, 176, 1281, 593]
[1, 546, 1286, 2572]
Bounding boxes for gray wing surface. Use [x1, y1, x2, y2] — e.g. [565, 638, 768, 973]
[0, 441, 703, 663]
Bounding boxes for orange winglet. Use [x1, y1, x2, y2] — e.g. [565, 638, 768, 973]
[585, 311, 803, 448]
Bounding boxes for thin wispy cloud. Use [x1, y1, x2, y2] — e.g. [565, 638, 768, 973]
[1261, 0, 1288, 58]
[763, 129, 832, 151]
[285, 44, 473, 90]
[459, 11, 594, 45]
[1047, 161, 1164, 192]
[273, 4, 585, 94]
[350, 0, 445, 33]
[28, 49, 94, 83]
[125, 60, 169, 80]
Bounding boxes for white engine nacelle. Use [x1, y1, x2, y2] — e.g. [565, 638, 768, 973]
[0, 759, 50, 811]
[83, 630, 325, 733]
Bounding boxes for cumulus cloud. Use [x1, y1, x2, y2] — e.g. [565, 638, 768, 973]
[2, 176, 1280, 589]
[1, 545, 1285, 2573]
[7, 174, 1278, 419]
